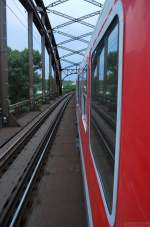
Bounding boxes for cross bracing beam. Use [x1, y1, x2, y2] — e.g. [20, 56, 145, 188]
[53, 10, 100, 29]
[58, 46, 86, 56]
[54, 19, 94, 29]
[58, 37, 89, 45]
[60, 51, 85, 59]
[63, 68, 79, 75]
[53, 30, 92, 39]
[83, 0, 103, 8]
[61, 59, 77, 65]
[62, 63, 81, 70]
[47, 10, 96, 29]
[62, 64, 76, 70]
[56, 32, 92, 45]
[46, 0, 69, 8]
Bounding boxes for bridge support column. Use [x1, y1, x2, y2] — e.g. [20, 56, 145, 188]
[49, 53, 52, 98]
[55, 70, 60, 96]
[28, 11, 34, 110]
[41, 14, 46, 103]
[0, 0, 9, 127]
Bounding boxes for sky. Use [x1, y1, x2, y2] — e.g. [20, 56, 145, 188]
[7, 0, 105, 80]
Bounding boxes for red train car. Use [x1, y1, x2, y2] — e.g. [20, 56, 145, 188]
[76, 0, 150, 226]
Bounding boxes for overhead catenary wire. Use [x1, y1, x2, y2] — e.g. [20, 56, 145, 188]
[6, 2, 41, 47]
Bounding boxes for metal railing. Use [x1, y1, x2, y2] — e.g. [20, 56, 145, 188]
[9, 95, 50, 115]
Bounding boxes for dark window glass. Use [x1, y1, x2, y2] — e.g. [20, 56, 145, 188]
[90, 20, 119, 212]
[98, 48, 105, 104]
[106, 25, 118, 122]
[83, 66, 87, 94]
[82, 66, 87, 122]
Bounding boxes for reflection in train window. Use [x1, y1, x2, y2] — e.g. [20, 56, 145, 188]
[82, 66, 87, 126]
[90, 19, 119, 212]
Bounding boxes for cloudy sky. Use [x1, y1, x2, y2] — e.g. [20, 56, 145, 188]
[7, 0, 105, 80]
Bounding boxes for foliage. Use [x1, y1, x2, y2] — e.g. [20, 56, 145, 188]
[8, 47, 42, 104]
[62, 80, 76, 94]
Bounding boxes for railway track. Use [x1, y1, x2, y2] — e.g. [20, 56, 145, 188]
[0, 94, 72, 227]
[0, 94, 68, 175]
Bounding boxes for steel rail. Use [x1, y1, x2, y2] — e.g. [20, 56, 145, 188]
[0, 94, 72, 227]
[0, 95, 69, 174]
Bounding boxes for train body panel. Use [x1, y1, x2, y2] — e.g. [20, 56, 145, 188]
[76, 0, 150, 226]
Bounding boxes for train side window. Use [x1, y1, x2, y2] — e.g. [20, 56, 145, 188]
[90, 19, 119, 212]
[78, 73, 82, 109]
[82, 66, 87, 129]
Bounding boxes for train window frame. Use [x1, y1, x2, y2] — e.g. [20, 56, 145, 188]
[89, 2, 124, 226]
[82, 65, 87, 131]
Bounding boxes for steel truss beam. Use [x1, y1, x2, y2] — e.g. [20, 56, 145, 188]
[58, 45, 86, 56]
[45, 0, 103, 87]
[62, 64, 77, 70]
[58, 36, 88, 45]
[61, 59, 81, 68]
[54, 30, 92, 45]
[61, 59, 77, 65]
[46, 0, 69, 8]
[62, 63, 81, 70]
[56, 31, 92, 45]
[63, 68, 79, 75]
[47, 10, 98, 29]
[54, 30, 92, 39]
[60, 51, 84, 59]
[54, 11, 100, 29]
[83, 0, 103, 8]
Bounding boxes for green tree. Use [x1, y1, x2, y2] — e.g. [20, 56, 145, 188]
[62, 80, 76, 94]
[8, 47, 42, 104]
